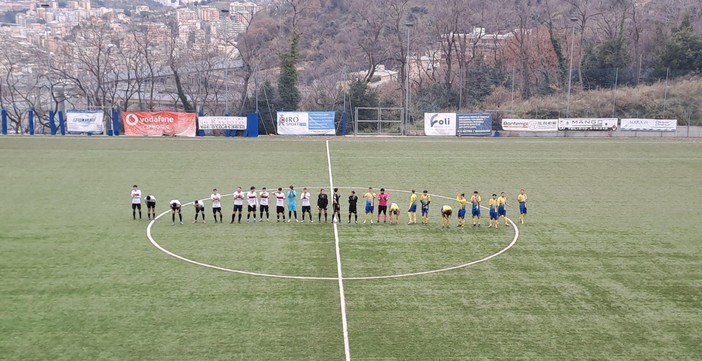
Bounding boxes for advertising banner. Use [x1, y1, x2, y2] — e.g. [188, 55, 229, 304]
[424, 113, 457, 136]
[558, 118, 618, 131]
[66, 110, 104, 134]
[277, 111, 335, 135]
[501, 119, 558, 132]
[456, 113, 492, 136]
[620, 118, 677, 132]
[198, 116, 247, 130]
[122, 112, 196, 137]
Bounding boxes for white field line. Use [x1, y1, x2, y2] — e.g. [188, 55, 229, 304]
[327, 140, 352, 361]
[146, 202, 338, 280]
[145, 189, 519, 281]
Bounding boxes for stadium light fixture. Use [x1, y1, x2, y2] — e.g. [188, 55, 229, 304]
[404, 21, 414, 135]
[566, 17, 578, 117]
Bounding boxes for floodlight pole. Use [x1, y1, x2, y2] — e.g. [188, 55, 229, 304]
[221, 9, 230, 115]
[566, 17, 578, 117]
[404, 22, 414, 135]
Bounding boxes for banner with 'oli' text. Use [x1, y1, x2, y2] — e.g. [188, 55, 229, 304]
[424, 113, 457, 136]
[66, 110, 104, 134]
[122, 112, 197, 137]
[277, 111, 335, 135]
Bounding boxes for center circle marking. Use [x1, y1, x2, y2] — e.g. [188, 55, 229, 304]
[146, 186, 520, 280]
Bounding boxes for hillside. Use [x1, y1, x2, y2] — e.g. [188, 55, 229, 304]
[487, 76, 702, 124]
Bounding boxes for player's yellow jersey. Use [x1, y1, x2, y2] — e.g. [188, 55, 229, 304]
[456, 196, 467, 210]
[441, 205, 453, 213]
[409, 193, 417, 205]
[517, 193, 527, 203]
[498, 196, 506, 207]
[489, 198, 498, 210]
[470, 195, 482, 205]
[364, 192, 375, 203]
[420, 194, 431, 205]
[390, 203, 400, 212]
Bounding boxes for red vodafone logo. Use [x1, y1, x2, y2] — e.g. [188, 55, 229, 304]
[125, 113, 139, 126]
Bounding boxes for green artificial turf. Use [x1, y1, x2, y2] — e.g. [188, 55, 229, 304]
[1, 137, 700, 360]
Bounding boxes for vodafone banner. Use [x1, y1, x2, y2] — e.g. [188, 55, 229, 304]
[424, 113, 457, 136]
[558, 118, 618, 131]
[198, 116, 247, 130]
[502, 119, 558, 131]
[620, 119, 677, 132]
[277, 111, 335, 135]
[122, 112, 196, 137]
[66, 110, 104, 134]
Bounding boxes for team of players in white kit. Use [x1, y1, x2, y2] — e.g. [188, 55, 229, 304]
[132, 185, 341, 225]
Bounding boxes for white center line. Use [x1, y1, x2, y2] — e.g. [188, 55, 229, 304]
[326, 140, 351, 361]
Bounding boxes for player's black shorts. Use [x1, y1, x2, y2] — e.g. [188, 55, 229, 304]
[333, 204, 340, 212]
[318, 205, 328, 211]
[390, 209, 399, 215]
[378, 205, 388, 214]
[171, 205, 181, 212]
[260, 205, 269, 213]
[302, 205, 311, 213]
[247, 205, 257, 212]
[233, 204, 243, 212]
[132, 203, 141, 210]
[276, 206, 285, 214]
[195, 207, 204, 213]
[442, 209, 453, 216]
[349, 207, 357, 214]
[212, 207, 221, 213]
[146, 201, 156, 209]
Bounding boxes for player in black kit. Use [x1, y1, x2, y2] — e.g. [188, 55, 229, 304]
[348, 191, 358, 224]
[317, 188, 329, 222]
[332, 188, 341, 223]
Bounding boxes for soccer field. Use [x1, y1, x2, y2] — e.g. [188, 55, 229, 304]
[1, 136, 701, 360]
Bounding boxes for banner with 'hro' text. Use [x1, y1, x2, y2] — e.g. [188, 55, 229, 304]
[122, 112, 197, 137]
[277, 111, 335, 135]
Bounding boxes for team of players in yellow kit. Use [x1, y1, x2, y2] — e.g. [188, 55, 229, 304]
[361, 188, 528, 229]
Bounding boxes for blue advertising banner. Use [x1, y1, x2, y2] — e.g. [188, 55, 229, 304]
[456, 112, 492, 136]
[308, 112, 335, 132]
